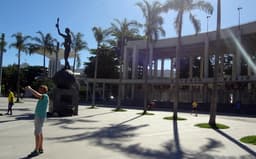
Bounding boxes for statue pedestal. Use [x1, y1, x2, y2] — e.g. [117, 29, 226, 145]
[49, 69, 79, 116]
[50, 87, 79, 116]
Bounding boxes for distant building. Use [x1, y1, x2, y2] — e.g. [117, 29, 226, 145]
[81, 21, 256, 109]
[118, 21, 256, 105]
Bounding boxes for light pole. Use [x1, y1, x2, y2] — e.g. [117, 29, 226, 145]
[0, 33, 4, 96]
[206, 15, 211, 34]
[237, 7, 242, 30]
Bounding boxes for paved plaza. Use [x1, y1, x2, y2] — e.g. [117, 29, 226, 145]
[0, 97, 255, 159]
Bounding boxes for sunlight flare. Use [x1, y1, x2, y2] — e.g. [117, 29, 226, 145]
[228, 30, 256, 74]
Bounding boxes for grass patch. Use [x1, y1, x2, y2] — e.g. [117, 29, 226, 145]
[195, 123, 230, 129]
[15, 101, 24, 103]
[112, 108, 127, 112]
[137, 112, 155, 115]
[240, 135, 256, 145]
[88, 106, 98, 109]
[163, 116, 187, 121]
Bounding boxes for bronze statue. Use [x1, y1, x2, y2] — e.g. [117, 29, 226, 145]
[56, 18, 72, 69]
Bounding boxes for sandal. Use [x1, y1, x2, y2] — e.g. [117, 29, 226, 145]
[39, 149, 44, 154]
[27, 150, 39, 157]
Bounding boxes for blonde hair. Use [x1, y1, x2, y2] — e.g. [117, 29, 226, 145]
[40, 85, 48, 93]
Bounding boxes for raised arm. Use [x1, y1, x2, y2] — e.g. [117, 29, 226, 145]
[25, 86, 43, 99]
[56, 26, 66, 38]
[56, 18, 66, 38]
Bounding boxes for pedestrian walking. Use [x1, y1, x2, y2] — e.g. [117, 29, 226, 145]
[5, 89, 15, 115]
[191, 100, 198, 116]
[235, 100, 241, 114]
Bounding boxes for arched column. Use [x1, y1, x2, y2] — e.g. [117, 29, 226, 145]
[189, 56, 193, 79]
[235, 31, 242, 79]
[131, 46, 137, 100]
[200, 57, 204, 80]
[123, 46, 128, 80]
[161, 58, 164, 78]
[204, 36, 209, 78]
[170, 57, 175, 79]
[153, 59, 157, 78]
[132, 45, 137, 80]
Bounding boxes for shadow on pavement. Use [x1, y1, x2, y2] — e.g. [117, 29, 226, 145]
[200, 138, 224, 151]
[78, 111, 115, 119]
[118, 114, 143, 125]
[173, 119, 183, 159]
[47, 111, 115, 128]
[214, 129, 256, 157]
[0, 108, 31, 112]
[48, 111, 115, 125]
[47, 123, 148, 142]
[15, 113, 34, 120]
[46, 114, 146, 142]
[45, 113, 255, 159]
[19, 153, 41, 159]
[0, 119, 16, 123]
[0, 113, 34, 124]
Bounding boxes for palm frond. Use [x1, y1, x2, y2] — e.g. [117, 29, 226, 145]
[174, 11, 182, 35]
[192, 1, 214, 14]
[189, 13, 201, 34]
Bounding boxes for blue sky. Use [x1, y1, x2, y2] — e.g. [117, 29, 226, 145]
[0, 0, 256, 68]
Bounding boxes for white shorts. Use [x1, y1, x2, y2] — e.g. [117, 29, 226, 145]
[34, 117, 45, 135]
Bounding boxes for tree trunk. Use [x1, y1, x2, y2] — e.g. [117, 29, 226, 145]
[55, 42, 59, 73]
[73, 51, 77, 73]
[43, 48, 46, 76]
[209, 0, 221, 126]
[143, 41, 150, 114]
[173, 12, 183, 120]
[92, 48, 99, 107]
[209, 83, 217, 125]
[0, 34, 4, 96]
[117, 38, 125, 110]
[173, 41, 180, 120]
[143, 55, 148, 114]
[16, 50, 21, 102]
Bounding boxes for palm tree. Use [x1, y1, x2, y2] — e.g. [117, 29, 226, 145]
[91, 26, 110, 107]
[209, 0, 221, 126]
[0, 33, 7, 95]
[163, 0, 213, 119]
[0, 34, 7, 53]
[9, 32, 31, 102]
[136, 0, 166, 114]
[32, 31, 57, 75]
[109, 18, 142, 110]
[71, 32, 88, 73]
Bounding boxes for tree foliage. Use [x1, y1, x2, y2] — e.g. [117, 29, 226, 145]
[84, 46, 119, 79]
[2, 65, 46, 96]
[71, 32, 88, 72]
[31, 31, 57, 74]
[9, 32, 31, 101]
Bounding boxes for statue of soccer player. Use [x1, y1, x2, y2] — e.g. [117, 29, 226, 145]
[56, 18, 72, 69]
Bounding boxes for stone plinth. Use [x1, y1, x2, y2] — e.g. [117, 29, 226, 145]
[49, 69, 79, 116]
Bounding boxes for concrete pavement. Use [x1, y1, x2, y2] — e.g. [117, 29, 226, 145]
[0, 97, 255, 159]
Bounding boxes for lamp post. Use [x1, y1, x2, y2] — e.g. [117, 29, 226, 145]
[206, 15, 211, 37]
[206, 15, 211, 33]
[0, 33, 4, 96]
[237, 7, 242, 30]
